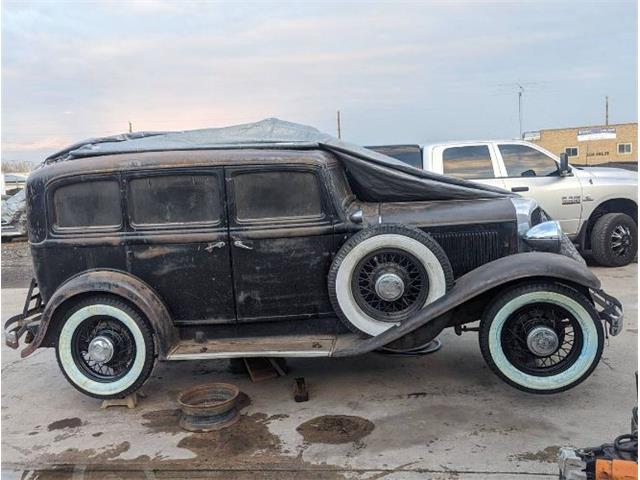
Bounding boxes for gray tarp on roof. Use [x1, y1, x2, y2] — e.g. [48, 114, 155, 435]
[45, 118, 510, 202]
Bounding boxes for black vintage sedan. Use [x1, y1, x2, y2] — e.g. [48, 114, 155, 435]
[5, 119, 623, 399]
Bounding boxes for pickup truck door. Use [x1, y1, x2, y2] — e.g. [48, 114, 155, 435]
[494, 143, 583, 236]
[225, 165, 337, 323]
[430, 143, 507, 191]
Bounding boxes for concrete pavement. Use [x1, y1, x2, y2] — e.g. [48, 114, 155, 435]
[1, 264, 637, 479]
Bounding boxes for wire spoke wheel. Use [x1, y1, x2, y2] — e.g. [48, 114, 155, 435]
[351, 248, 429, 321]
[71, 316, 137, 383]
[500, 302, 583, 377]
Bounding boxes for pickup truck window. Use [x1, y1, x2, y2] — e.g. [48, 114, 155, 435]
[499, 144, 558, 177]
[233, 170, 324, 222]
[442, 145, 494, 179]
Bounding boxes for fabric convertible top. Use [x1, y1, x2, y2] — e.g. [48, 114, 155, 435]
[45, 118, 510, 202]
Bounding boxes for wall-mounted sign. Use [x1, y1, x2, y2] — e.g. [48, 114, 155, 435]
[523, 131, 540, 141]
[577, 127, 616, 141]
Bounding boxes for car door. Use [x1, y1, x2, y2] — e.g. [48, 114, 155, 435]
[125, 168, 235, 324]
[495, 143, 583, 235]
[431, 143, 507, 190]
[226, 165, 337, 323]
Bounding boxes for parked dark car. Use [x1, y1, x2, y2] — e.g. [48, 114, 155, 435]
[5, 119, 623, 400]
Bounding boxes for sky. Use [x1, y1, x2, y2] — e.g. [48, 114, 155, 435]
[1, 0, 637, 164]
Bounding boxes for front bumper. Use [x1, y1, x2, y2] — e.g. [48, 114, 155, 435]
[591, 288, 624, 336]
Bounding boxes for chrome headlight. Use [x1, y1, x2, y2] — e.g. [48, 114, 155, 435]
[522, 221, 562, 253]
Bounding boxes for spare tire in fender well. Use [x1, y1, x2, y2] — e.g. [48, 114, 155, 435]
[22, 269, 177, 359]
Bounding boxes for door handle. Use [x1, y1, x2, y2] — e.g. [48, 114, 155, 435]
[511, 186, 529, 192]
[233, 240, 254, 250]
[204, 241, 225, 252]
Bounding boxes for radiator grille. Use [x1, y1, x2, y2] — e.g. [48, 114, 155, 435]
[430, 230, 503, 277]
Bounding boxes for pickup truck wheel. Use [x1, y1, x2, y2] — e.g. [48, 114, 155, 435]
[55, 295, 155, 400]
[479, 282, 603, 394]
[328, 224, 453, 337]
[590, 213, 637, 267]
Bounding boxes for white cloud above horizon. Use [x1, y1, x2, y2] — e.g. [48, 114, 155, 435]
[1, 0, 637, 163]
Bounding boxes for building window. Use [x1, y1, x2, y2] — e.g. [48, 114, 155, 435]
[618, 143, 632, 155]
[565, 147, 578, 157]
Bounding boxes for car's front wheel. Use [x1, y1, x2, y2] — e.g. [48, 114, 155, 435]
[55, 295, 155, 400]
[479, 282, 604, 394]
[590, 212, 637, 267]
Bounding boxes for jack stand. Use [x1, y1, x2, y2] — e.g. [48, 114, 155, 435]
[101, 390, 146, 409]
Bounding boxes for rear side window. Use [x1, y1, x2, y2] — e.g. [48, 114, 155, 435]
[52, 180, 121, 230]
[128, 174, 221, 226]
[233, 170, 324, 222]
[442, 145, 495, 179]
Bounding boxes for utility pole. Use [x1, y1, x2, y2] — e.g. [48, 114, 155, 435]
[605, 96, 609, 126]
[517, 84, 524, 139]
[336, 110, 342, 139]
[128, 121, 133, 133]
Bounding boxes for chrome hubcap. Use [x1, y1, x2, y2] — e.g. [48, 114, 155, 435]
[611, 225, 632, 256]
[87, 336, 115, 363]
[374, 273, 405, 301]
[526, 326, 559, 357]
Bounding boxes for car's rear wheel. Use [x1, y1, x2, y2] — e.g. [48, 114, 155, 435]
[590, 213, 637, 267]
[479, 282, 604, 394]
[55, 295, 155, 400]
[328, 224, 454, 342]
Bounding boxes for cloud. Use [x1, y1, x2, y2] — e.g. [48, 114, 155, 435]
[1, 0, 637, 160]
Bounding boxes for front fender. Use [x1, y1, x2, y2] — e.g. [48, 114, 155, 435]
[332, 252, 600, 357]
[21, 269, 178, 359]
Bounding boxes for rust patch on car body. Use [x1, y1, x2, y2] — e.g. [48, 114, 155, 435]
[296, 415, 374, 444]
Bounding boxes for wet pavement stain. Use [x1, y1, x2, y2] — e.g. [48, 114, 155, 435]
[296, 415, 375, 444]
[510, 446, 561, 463]
[47, 417, 82, 431]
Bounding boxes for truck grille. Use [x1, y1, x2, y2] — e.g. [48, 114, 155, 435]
[428, 229, 505, 277]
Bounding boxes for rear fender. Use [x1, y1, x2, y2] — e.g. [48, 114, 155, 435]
[22, 269, 177, 359]
[332, 252, 600, 357]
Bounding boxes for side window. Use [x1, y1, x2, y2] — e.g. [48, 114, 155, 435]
[52, 179, 121, 230]
[442, 145, 494, 179]
[128, 174, 221, 226]
[565, 147, 578, 157]
[233, 169, 324, 222]
[499, 144, 559, 177]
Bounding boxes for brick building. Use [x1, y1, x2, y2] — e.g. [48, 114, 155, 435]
[523, 122, 637, 167]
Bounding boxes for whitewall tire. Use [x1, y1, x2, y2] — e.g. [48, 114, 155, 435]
[328, 225, 454, 336]
[479, 282, 604, 394]
[55, 295, 155, 400]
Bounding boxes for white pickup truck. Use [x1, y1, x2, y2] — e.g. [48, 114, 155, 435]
[369, 140, 638, 267]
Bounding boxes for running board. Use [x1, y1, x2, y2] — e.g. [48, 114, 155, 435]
[166, 334, 358, 360]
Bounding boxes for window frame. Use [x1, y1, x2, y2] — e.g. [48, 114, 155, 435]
[226, 165, 330, 227]
[495, 142, 561, 179]
[433, 143, 501, 180]
[565, 146, 579, 157]
[123, 167, 225, 232]
[46, 173, 124, 236]
[617, 143, 633, 155]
